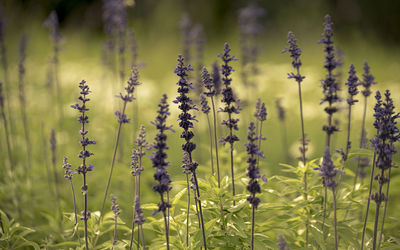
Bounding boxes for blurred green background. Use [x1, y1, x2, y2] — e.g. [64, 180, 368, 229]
[1, 0, 400, 245]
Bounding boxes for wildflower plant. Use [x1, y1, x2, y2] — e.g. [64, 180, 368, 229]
[70, 80, 96, 250]
[151, 94, 173, 249]
[202, 66, 220, 186]
[218, 43, 240, 203]
[173, 55, 207, 249]
[362, 90, 399, 249]
[100, 67, 141, 223]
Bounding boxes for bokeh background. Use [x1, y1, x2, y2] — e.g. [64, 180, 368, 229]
[1, 0, 400, 245]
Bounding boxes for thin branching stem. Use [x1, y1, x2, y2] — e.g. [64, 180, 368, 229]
[378, 166, 392, 248]
[361, 151, 377, 250]
[185, 173, 190, 247]
[332, 188, 338, 250]
[354, 96, 368, 189]
[206, 113, 214, 175]
[83, 173, 89, 250]
[99, 102, 128, 221]
[251, 200, 255, 250]
[372, 167, 385, 250]
[70, 180, 81, 246]
[210, 97, 220, 187]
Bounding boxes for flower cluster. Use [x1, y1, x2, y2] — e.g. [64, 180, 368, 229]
[202, 66, 216, 97]
[151, 94, 173, 214]
[370, 90, 400, 203]
[361, 61, 377, 97]
[134, 196, 145, 225]
[43, 11, 64, 45]
[110, 194, 121, 216]
[62, 156, 73, 180]
[246, 122, 264, 208]
[212, 62, 221, 95]
[115, 67, 141, 123]
[71, 80, 96, 176]
[315, 147, 340, 189]
[345, 64, 360, 105]
[173, 55, 198, 154]
[219, 43, 240, 146]
[319, 15, 340, 137]
[254, 98, 267, 122]
[283, 31, 305, 84]
[102, 0, 127, 36]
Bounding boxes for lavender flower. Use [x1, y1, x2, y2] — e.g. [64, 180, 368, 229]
[314, 147, 340, 248]
[212, 61, 221, 95]
[191, 24, 206, 100]
[110, 194, 120, 246]
[202, 66, 221, 185]
[219, 43, 240, 203]
[238, 3, 265, 89]
[319, 15, 340, 148]
[173, 55, 207, 249]
[129, 125, 147, 250]
[62, 156, 81, 246]
[278, 235, 289, 250]
[246, 122, 263, 207]
[200, 94, 210, 114]
[43, 11, 64, 118]
[245, 121, 265, 250]
[361, 62, 377, 97]
[363, 90, 400, 249]
[179, 13, 192, 63]
[102, 0, 127, 37]
[151, 94, 173, 249]
[342, 64, 360, 160]
[254, 98, 267, 167]
[71, 80, 96, 250]
[100, 67, 141, 222]
[355, 62, 377, 187]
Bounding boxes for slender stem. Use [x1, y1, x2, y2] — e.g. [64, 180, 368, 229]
[344, 104, 352, 160]
[256, 121, 263, 168]
[41, 123, 53, 197]
[228, 111, 236, 205]
[140, 224, 146, 250]
[192, 171, 207, 249]
[70, 180, 81, 247]
[211, 97, 220, 187]
[378, 166, 392, 248]
[206, 114, 214, 175]
[99, 102, 128, 221]
[251, 202, 255, 250]
[185, 173, 190, 247]
[373, 168, 385, 250]
[83, 173, 89, 250]
[160, 194, 169, 250]
[372, 202, 381, 250]
[113, 214, 118, 247]
[297, 80, 307, 166]
[129, 175, 137, 250]
[361, 151, 377, 250]
[167, 191, 170, 234]
[354, 96, 368, 189]
[303, 170, 309, 246]
[332, 188, 338, 250]
[322, 185, 327, 236]
[0, 104, 13, 171]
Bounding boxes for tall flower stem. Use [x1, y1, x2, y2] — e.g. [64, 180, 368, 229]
[218, 44, 239, 204]
[251, 201, 255, 250]
[202, 67, 221, 187]
[361, 152, 377, 250]
[71, 80, 96, 250]
[206, 114, 214, 174]
[283, 31, 308, 244]
[332, 188, 338, 250]
[354, 96, 368, 188]
[185, 173, 190, 246]
[69, 179, 81, 246]
[18, 35, 32, 171]
[378, 166, 392, 248]
[99, 68, 140, 226]
[0, 82, 13, 171]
